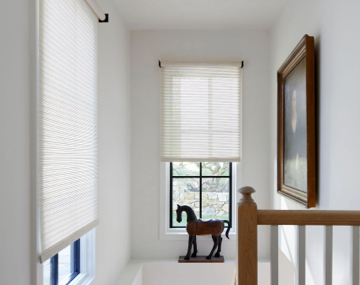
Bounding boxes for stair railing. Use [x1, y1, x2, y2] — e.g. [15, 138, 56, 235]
[237, 186, 360, 285]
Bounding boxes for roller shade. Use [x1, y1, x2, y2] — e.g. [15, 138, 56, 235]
[160, 62, 242, 162]
[39, 0, 98, 263]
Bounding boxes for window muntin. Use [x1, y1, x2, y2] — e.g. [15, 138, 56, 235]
[170, 162, 232, 228]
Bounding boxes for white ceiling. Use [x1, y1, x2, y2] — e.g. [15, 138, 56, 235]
[112, 0, 288, 30]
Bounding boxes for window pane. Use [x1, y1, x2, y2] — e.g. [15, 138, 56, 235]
[172, 162, 200, 176]
[43, 259, 51, 285]
[172, 178, 200, 226]
[202, 178, 230, 221]
[202, 162, 230, 176]
[58, 245, 71, 282]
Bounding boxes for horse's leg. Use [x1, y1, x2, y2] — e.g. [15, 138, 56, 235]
[184, 236, 195, 260]
[191, 236, 198, 257]
[206, 235, 219, 260]
[215, 235, 222, 257]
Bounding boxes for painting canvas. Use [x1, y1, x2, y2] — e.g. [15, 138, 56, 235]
[277, 35, 316, 208]
[283, 58, 307, 192]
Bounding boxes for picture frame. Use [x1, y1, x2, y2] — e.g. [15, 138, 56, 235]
[277, 34, 316, 208]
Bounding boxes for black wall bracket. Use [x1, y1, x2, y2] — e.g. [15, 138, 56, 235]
[99, 14, 109, 23]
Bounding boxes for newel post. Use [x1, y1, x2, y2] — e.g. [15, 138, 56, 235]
[238, 186, 258, 285]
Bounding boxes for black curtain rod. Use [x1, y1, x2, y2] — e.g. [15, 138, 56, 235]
[158, 60, 244, 68]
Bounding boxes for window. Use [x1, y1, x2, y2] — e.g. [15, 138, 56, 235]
[159, 62, 242, 237]
[170, 162, 232, 228]
[43, 240, 80, 285]
[38, 0, 100, 283]
[42, 230, 95, 285]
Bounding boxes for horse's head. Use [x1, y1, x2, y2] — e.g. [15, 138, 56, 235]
[176, 204, 182, 223]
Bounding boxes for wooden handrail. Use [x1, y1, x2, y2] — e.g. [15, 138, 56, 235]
[258, 210, 360, 226]
[237, 186, 360, 285]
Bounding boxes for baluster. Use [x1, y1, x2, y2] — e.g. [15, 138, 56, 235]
[353, 226, 359, 285]
[325, 226, 333, 285]
[271, 225, 279, 285]
[298, 226, 306, 285]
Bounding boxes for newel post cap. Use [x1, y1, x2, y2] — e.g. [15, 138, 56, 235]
[238, 186, 256, 195]
[238, 186, 256, 205]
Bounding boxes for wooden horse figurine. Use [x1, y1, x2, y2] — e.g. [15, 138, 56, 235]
[176, 204, 231, 260]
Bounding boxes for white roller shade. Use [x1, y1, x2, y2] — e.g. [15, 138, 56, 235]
[160, 62, 242, 162]
[39, 0, 98, 263]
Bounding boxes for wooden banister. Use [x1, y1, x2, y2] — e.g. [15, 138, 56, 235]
[258, 210, 360, 226]
[237, 186, 360, 285]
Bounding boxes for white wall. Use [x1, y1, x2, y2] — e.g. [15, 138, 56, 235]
[130, 30, 272, 260]
[95, 0, 131, 283]
[270, 0, 360, 284]
[0, 0, 132, 283]
[0, 0, 36, 284]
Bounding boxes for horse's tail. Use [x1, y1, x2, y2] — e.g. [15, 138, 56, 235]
[223, 220, 231, 239]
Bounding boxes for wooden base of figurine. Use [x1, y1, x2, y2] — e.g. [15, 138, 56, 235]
[178, 256, 224, 263]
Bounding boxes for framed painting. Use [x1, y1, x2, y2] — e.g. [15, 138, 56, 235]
[277, 34, 316, 208]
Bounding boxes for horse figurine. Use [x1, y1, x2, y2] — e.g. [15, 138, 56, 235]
[176, 204, 231, 260]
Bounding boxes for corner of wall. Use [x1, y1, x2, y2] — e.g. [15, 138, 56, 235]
[94, 0, 132, 283]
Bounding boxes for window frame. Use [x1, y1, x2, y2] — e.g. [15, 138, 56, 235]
[169, 162, 232, 229]
[50, 239, 80, 285]
[41, 230, 95, 285]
